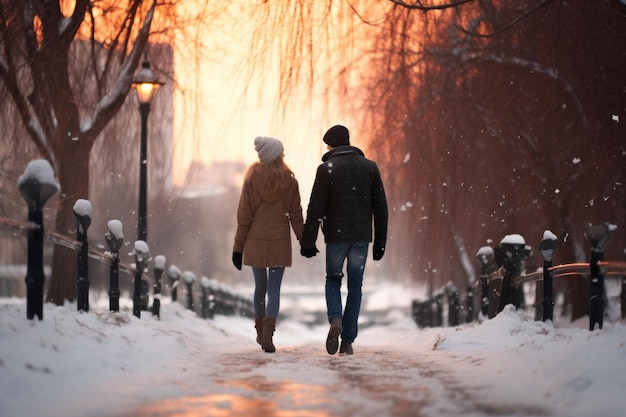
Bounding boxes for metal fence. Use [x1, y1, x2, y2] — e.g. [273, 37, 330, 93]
[0, 212, 253, 321]
[412, 222, 626, 331]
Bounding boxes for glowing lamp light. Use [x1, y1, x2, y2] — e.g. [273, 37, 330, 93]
[132, 61, 163, 104]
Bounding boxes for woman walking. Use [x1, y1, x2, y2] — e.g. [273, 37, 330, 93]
[232, 136, 304, 352]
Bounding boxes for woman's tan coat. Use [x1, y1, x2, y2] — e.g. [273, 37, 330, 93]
[233, 173, 304, 268]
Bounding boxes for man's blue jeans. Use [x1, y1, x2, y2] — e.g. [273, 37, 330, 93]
[325, 242, 369, 344]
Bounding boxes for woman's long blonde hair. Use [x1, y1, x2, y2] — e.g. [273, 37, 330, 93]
[244, 155, 295, 201]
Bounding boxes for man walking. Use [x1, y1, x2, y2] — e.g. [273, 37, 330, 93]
[301, 125, 388, 355]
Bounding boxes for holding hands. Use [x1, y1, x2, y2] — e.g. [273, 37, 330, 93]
[300, 246, 319, 258]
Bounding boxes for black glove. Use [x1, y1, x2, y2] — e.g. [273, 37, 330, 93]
[232, 252, 242, 270]
[373, 245, 385, 261]
[301, 246, 319, 258]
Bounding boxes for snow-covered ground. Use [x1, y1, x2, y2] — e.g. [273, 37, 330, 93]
[1, 284, 625, 417]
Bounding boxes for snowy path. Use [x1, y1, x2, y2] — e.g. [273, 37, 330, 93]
[116, 341, 547, 417]
[3, 300, 624, 417]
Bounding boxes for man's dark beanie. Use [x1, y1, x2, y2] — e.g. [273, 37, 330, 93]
[323, 125, 350, 147]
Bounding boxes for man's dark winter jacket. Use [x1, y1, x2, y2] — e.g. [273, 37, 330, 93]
[302, 145, 388, 248]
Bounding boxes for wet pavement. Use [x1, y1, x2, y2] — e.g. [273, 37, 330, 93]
[116, 343, 551, 417]
[119, 346, 443, 417]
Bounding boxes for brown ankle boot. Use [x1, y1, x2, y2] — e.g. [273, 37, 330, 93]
[326, 317, 342, 355]
[254, 317, 264, 346]
[339, 341, 353, 355]
[261, 317, 276, 353]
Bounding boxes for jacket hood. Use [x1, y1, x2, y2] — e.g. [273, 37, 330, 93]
[249, 174, 281, 203]
[321, 145, 364, 162]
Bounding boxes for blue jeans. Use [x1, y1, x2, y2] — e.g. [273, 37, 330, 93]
[325, 242, 369, 344]
[252, 267, 285, 319]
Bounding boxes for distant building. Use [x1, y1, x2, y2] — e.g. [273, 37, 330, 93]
[175, 160, 246, 199]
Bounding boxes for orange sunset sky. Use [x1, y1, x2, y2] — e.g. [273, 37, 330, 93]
[169, 1, 362, 199]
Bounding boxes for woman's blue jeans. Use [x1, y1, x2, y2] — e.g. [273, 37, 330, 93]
[325, 242, 369, 344]
[252, 267, 285, 319]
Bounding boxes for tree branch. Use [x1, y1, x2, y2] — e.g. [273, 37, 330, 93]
[454, 0, 558, 37]
[388, 0, 475, 11]
[85, 1, 156, 138]
[0, 3, 52, 160]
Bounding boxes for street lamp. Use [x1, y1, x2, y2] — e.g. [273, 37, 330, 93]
[132, 60, 163, 243]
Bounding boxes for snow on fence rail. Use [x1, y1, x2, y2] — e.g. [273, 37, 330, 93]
[1, 159, 252, 321]
[412, 223, 626, 332]
[0, 215, 253, 321]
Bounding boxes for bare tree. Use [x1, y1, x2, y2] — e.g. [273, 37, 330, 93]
[359, 0, 626, 320]
[0, 1, 226, 304]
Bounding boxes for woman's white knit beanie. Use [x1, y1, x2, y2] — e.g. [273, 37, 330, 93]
[254, 136, 284, 164]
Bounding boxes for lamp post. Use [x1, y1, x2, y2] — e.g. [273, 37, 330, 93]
[132, 60, 163, 243]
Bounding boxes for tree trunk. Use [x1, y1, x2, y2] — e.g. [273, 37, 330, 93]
[46, 142, 92, 305]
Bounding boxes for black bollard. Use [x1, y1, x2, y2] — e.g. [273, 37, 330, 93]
[214, 288, 225, 315]
[494, 235, 527, 313]
[585, 222, 615, 331]
[182, 271, 196, 311]
[152, 255, 166, 318]
[200, 276, 212, 319]
[207, 281, 217, 319]
[73, 199, 92, 312]
[140, 279, 150, 310]
[475, 246, 496, 318]
[167, 265, 181, 302]
[104, 220, 124, 312]
[132, 240, 151, 318]
[446, 282, 460, 326]
[433, 293, 444, 327]
[539, 231, 558, 322]
[18, 160, 59, 320]
[465, 284, 474, 323]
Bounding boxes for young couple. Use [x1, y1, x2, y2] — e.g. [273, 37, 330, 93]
[232, 125, 388, 355]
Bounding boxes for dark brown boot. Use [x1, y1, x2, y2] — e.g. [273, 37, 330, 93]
[254, 317, 264, 346]
[261, 317, 276, 353]
[339, 341, 353, 355]
[326, 317, 342, 355]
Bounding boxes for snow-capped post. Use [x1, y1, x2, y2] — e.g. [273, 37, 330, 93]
[132, 241, 151, 318]
[475, 246, 495, 319]
[152, 255, 166, 318]
[167, 264, 181, 302]
[494, 234, 528, 313]
[446, 281, 460, 326]
[465, 283, 474, 324]
[140, 279, 150, 311]
[73, 199, 92, 312]
[214, 284, 226, 316]
[18, 159, 60, 320]
[182, 271, 196, 311]
[104, 220, 124, 312]
[432, 293, 444, 326]
[538, 231, 558, 322]
[200, 276, 212, 319]
[584, 222, 615, 331]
